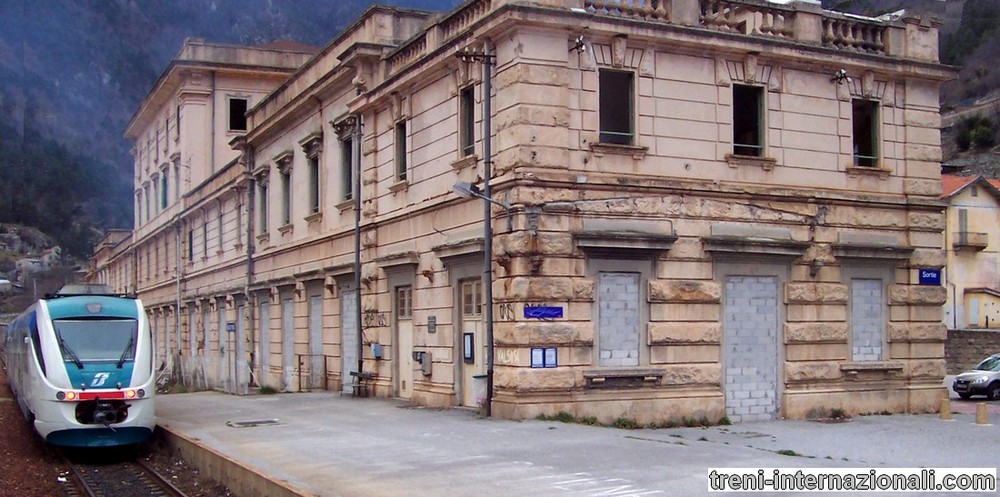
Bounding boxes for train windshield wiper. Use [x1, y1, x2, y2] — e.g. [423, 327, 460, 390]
[116, 335, 134, 369]
[58, 337, 84, 369]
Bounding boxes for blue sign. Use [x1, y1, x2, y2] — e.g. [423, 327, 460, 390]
[918, 269, 941, 286]
[524, 306, 563, 319]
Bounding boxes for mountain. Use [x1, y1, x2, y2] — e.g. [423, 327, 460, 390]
[0, 0, 996, 259]
[0, 0, 461, 257]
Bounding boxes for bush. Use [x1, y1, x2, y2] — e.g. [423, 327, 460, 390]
[613, 417, 641, 429]
[971, 125, 995, 148]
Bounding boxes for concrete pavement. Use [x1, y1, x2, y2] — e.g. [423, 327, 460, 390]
[155, 381, 999, 497]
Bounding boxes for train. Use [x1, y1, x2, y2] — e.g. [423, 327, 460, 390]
[3, 284, 155, 447]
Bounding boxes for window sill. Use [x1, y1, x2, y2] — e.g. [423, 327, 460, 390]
[336, 199, 355, 212]
[216, 250, 225, 256]
[255, 234, 269, 244]
[388, 180, 408, 193]
[726, 154, 776, 171]
[305, 211, 323, 224]
[846, 165, 890, 179]
[233, 243, 243, 252]
[277, 223, 293, 235]
[589, 142, 648, 159]
[451, 154, 479, 170]
[583, 367, 664, 389]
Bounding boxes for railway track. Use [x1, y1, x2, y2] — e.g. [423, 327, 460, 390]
[59, 455, 189, 497]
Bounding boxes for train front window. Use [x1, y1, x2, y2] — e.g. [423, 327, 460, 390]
[53, 319, 138, 363]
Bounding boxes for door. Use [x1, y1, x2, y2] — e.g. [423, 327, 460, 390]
[233, 302, 246, 394]
[308, 294, 323, 390]
[395, 285, 414, 399]
[969, 297, 980, 328]
[459, 279, 484, 407]
[723, 276, 779, 423]
[216, 303, 226, 389]
[281, 298, 294, 391]
[340, 287, 358, 394]
[258, 301, 270, 388]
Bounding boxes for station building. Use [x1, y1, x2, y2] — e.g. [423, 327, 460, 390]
[91, 0, 954, 424]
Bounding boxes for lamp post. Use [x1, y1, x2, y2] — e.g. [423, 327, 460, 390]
[455, 41, 496, 416]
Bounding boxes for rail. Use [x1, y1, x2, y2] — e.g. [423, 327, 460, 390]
[60, 456, 188, 497]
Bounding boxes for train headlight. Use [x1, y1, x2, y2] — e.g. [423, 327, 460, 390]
[56, 391, 65, 401]
[56, 391, 77, 401]
[136, 389, 146, 399]
[125, 390, 137, 399]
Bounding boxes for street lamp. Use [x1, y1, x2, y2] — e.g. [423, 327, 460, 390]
[452, 181, 512, 232]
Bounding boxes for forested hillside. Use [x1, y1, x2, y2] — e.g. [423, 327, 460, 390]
[0, 0, 995, 258]
[0, 0, 459, 258]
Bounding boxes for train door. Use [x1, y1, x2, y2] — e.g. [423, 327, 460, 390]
[458, 279, 484, 408]
[394, 285, 414, 399]
[340, 285, 359, 394]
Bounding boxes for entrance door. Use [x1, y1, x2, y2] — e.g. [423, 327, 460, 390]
[281, 298, 294, 391]
[459, 279, 485, 407]
[258, 301, 270, 388]
[395, 286, 414, 399]
[308, 294, 323, 390]
[235, 303, 248, 394]
[340, 287, 358, 394]
[723, 276, 779, 423]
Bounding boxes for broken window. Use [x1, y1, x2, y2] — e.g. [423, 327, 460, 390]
[229, 98, 248, 132]
[733, 84, 764, 157]
[599, 69, 634, 145]
[852, 99, 879, 167]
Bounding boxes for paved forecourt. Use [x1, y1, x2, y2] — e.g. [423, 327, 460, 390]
[155, 388, 998, 497]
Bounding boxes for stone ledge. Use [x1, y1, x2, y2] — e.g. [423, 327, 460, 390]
[583, 368, 664, 389]
[589, 142, 648, 159]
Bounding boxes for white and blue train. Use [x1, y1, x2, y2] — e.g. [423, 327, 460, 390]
[3, 284, 155, 447]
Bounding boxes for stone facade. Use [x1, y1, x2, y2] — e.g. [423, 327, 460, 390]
[91, 0, 954, 423]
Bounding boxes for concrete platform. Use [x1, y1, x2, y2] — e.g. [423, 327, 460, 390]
[155, 386, 999, 497]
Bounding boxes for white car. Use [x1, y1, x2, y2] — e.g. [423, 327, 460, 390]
[952, 354, 1000, 400]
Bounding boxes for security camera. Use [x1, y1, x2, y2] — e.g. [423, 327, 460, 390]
[570, 35, 586, 53]
[831, 69, 851, 84]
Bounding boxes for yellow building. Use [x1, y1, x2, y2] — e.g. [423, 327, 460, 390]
[92, 0, 955, 424]
[941, 175, 1000, 330]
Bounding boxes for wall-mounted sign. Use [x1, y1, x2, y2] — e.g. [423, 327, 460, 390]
[531, 347, 557, 368]
[918, 269, 941, 286]
[226, 321, 236, 332]
[524, 306, 563, 319]
[463, 332, 475, 363]
[427, 315, 436, 334]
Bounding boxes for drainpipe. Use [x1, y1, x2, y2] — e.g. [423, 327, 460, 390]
[482, 39, 495, 417]
[175, 221, 181, 374]
[245, 144, 257, 390]
[354, 115, 364, 379]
